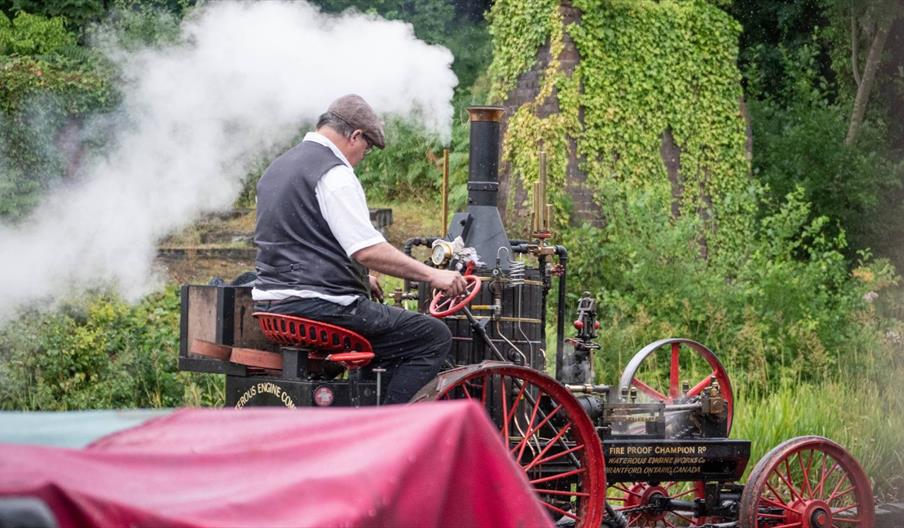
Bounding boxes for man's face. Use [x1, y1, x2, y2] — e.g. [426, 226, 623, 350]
[347, 129, 374, 167]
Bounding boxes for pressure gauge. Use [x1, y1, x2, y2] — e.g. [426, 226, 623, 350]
[431, 239, 454, 266]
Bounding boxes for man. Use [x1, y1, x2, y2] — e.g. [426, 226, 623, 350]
[252, 94, 467, 404]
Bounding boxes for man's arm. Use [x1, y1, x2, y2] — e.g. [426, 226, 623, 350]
[353, 242, 467, 296]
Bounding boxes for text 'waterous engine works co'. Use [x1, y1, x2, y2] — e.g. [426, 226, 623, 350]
[179, 106, 895, 527]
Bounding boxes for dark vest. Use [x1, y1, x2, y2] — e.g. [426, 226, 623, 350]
[254, 141, 369, 296]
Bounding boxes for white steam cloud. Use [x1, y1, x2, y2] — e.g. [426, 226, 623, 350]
[0, 1, 457, 323]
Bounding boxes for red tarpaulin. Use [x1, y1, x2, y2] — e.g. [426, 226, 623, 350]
[0, 401, 553, 528]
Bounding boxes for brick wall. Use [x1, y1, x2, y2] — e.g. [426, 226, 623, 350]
[498, 2, 602, 229]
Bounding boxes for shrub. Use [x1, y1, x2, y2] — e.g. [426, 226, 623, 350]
[0, 11, 76, 56]
[0, 285, 223, 410]
[569, 184, 898, 392]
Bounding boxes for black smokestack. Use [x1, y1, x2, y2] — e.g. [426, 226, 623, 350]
[467, 106, 504, 206]
[446, 106, 511, 268]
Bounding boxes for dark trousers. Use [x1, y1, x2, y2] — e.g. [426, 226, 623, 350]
[254, 297, 451, 404]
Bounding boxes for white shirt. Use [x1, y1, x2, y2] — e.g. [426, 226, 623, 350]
[251, 132, 385, 305]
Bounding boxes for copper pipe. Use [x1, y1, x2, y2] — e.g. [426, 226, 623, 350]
[537, 151, 547, 232]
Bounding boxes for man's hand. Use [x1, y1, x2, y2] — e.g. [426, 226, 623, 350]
[353, 242, 469, 298]
[430, 269, 468, 297]
[369, 274, 384, 302]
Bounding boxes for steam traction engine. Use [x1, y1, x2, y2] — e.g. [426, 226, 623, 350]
[179, 107, 877, 527]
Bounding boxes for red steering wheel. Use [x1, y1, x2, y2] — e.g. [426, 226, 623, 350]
[429, 275, 482, 318]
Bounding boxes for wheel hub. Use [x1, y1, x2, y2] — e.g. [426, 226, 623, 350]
[788, 499, 832, 528]
[622, 484, 669, 522]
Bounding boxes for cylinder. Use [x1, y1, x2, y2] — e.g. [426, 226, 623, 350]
[467, 106, 504, 207]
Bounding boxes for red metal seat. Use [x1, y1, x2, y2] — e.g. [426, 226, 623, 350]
[253, 312, 374, 369]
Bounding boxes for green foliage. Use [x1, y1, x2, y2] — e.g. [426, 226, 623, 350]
[490, 0, 754, 254]
[733, 0, 904, 265]
[496, 1, 579, 232]
[356, 118, 467, 203]
[0, 4, 183, 221]
[0, 286, 223, 410]
[485, 0, 555, 100]
[87, 1, 183, 51]
[728, 1, 832, 103]
[573, 0, 753, 252]
[489, 0, 898, 386]
[570, 184, 904, 494]
[1, 0, 105, 33]
[0, 11, 76, 56]
[0, 11, 115, 219]
[0, 0, 193, 36]
[750, 96, 902, 248]
[577, 185, 896, 388]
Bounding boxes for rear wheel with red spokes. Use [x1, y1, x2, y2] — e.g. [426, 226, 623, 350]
[607, 481, 708, 527]
[412, 362, 606, 528]
[738, 436, 875, 527]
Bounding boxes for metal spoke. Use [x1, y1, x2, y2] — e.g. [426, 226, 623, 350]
[797, 451, 814, 498]
[504, 380, 530, 425]
[669, 342, 681, 399]
[540, 501, 580, 521]
[614, 484, 643, 498]
[816, 462, 839, 498]
[533, 488, 591, 498]
[530, 467, 586, 485]
[672, 511, 695, 523]
[760, 495, 794, 512]
[827, 470, 848, 503]
[828, 485, 855, 503]
[672, 488, 697, 500]
[832, 503, 860, 515]
[500, 375, 509, 443]
[522, 434, 581, 471]
[777, 459, 804, 502]
[765, 481, 788, 505]
[632, 377, 667, 401]
[511, 405, 563, 459]
[514, 391, 545, 463]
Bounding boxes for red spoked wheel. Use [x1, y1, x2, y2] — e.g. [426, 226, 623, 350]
[738, 436, 875, 528]
[429, 275, 482, 318]
[412, 362, 605, 528]
[608, 481, 708, 527]
[619, 338, 734, 434]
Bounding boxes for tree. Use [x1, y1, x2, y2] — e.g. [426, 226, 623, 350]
[844, 0, 904, 145]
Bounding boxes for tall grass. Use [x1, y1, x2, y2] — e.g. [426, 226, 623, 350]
[733, 378, 904, 500]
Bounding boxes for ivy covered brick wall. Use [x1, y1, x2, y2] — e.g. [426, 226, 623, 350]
[489, 0, 753, 255]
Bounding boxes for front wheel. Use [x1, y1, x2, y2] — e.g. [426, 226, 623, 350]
[413, 362, 606, 528]
[738, 436, 875, 527]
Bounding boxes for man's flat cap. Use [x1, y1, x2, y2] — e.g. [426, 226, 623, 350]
[328, 94, 385, 149]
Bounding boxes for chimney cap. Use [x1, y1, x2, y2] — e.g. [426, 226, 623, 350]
[467, 106, 504, 123]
